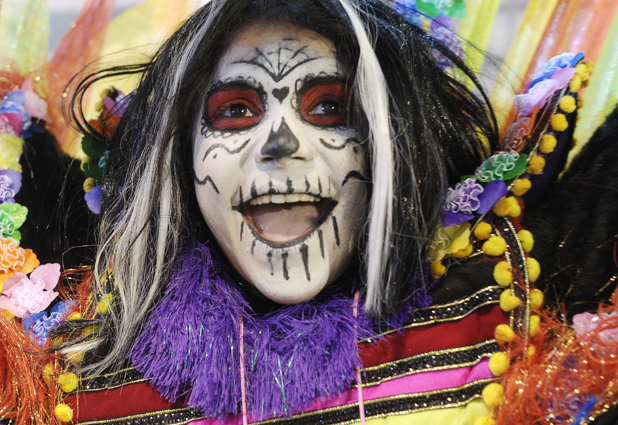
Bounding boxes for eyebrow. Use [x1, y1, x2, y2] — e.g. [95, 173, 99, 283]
[295, 74, 349, 98]
[207, 78, 265, 95]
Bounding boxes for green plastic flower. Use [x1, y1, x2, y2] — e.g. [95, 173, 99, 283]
[416, 0, 466, 19]
[0, 202, 27, 244]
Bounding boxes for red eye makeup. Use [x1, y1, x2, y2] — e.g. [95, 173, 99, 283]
[300, 82, 351, 126]
[206, 88, 264, 130]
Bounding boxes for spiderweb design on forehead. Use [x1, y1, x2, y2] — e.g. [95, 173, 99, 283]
[233, 40, 320, 83]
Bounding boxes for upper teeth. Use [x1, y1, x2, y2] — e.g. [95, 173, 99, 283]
[249, 194, 320, 205]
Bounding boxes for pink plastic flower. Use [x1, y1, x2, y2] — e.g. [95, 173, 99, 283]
[515, 68, 577, 117]
[573, 311, 618, 345]
[0, 114, 16, 136]
[21, 79, 48, 120]
[0, 263, 60, 317]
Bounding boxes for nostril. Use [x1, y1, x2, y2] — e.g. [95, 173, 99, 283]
[259, 156, 275, 164]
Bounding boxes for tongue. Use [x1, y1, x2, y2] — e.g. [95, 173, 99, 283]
[250, 202, 321, 243]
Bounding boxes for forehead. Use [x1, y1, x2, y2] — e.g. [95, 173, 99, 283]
[213, 22, 340, 82]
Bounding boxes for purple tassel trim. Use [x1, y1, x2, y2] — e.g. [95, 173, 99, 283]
[131, 243, 376, 420]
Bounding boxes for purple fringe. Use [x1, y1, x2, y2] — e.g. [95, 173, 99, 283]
[131, 243, 375, 420]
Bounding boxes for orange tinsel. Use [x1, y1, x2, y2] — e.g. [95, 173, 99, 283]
[496, 305, 618, 424]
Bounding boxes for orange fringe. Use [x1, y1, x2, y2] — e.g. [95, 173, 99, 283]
[496, 304, 618, 424]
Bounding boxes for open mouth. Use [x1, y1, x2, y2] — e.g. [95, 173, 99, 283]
[241, 193, 334, 244]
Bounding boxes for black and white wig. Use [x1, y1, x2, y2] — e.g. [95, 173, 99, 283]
[63, 0, 498, 374]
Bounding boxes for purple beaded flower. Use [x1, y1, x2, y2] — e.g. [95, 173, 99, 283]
[445, 178, 483, 214]
[0, 169, 22, 204]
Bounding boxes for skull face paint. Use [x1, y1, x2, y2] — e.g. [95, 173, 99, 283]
[193, 22, 369, 304]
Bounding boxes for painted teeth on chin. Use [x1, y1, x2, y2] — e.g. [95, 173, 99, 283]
[249, 193, 320, 206]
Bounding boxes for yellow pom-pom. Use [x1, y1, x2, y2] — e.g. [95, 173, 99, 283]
[83, 177, 96, 193]
[495, 324, 516, 344]
[59, 373, 79, 393]
[551, 113, 569, 132]
[483, 236, 507, 257]
[539, 134, 557, 154]
[500, 289, 522, 312]
[67, 352, 85, 363]
[527, 346, 537, 357]
[95, 100, 104, 112]
[100, 87, 112, 98]
[507, 197, 521, 218]
[474, 222, 493, 240]
[67, 312, 82, 320]
[530, 314, 541, 337]
[585, 60, 594, 71]
[578, 94, 585, 109]
[489, 351, 509, 376]
[452, 243, 473, 259]
[1, 309, 15, 320]
[531, 288, 544, 310]
[482, 382, 504, 407]
[527, 257, 541, 282]
[42, 363, 55, 383]
[569, 75, 582, 93]
[80, 157, 92, 171]
[527, 155, 546, 175]
[83, 325, 99, 336]
[431, 261, 446, 278]
[54, 404, 74, 423]
[559, 95, 577, 113]
[493, 261, 513, 287]
[575, 63, 589, 80]
[475, 416, 496, 425]
[512, 179, 531, 196]
[518, 230, 534, 253]
[96, 293, 114, 314]
[492, 197, 511, 217]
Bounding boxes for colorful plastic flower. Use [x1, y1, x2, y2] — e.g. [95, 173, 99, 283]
[0, 89, 30, 132]
[22, 301, 74, 346]
[0, 202, 27, 244]
[0, 113, 18, 136]
[415, 0, 466, 18]
[445, 178, 483, 214]
[529, 52, 584, 89]
[0, 169, 22, 203]
[0, 263, 60, 317]
[515, 67, 577, 117]
[21, 79, 48, 120]
[476, 180, 508, 214]
[0, 133, 23, 172]
[573, 311, 618, 345]
[85, 185, 102, 214]
[475, 151, 527, 182]
[429, 221, 471, 261]
[430, 16, 464, 69]
[0, 239, 39, 283]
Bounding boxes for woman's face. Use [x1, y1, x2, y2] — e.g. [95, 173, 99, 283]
[193, 21, 368, 304]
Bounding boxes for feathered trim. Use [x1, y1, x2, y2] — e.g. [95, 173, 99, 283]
[496, 300, 618, 424]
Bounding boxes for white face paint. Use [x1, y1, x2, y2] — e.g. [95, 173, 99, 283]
[193, 22, 368, 304]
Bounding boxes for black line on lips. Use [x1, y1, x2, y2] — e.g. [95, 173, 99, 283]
[251, 240, 256, 255]
[328, 178, 331, 195]
[239, 186, 244, 204]
[286, 177, 293, 194]
[342, 170, 370, 187]
[300, 244, 310, 281]
[268, 251, 274, 276]
[202, 139, 251, 162]
[318, 229, 324, 258]
[282, 253, 290, 280]
[332, 216, 340, 246]
[318, 177, 322, 194]
[305, 176, 310, 192]
[194, 173, 220, 194]
[251, 179, 258, 199]
[268, 177, 276, 195]
[240, 222, 244, 242]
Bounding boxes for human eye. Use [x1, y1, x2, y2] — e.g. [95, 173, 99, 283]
[206, 88, 264, 130]
[300, 82, 350, 126]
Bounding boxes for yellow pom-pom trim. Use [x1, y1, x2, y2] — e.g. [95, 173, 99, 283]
[489, 351, 509, 376]
[482, 382, 504, 407]
[527, 257, 541, 282]
[575, 63, 589, 80]
[493, 261, 513, 287]
[507, 197, 521, 218]
[585, 60, 594, 71]
[512, 179, 531, 196]
[527, 346, 537, 357]
[83, 325, 99, 336]
[59, 373, 79, 393]
[54, 404, 74, 423]
[530, 314, 541, 337]
[559, 95, 577, 113]
[527, 155, 546, 175]
[475, 416, 496, 425]
[483, 236, 507, 257]
[452, 243, 473, 259]
[495, 324, 516, 344]
[569, 75, 582, 93]
[474, 222, 492, 240]
[42, 363, 55, 383]
[431, 261, 446, 278]
[83, 178, 96, 193]
[518, 230, 534, 253]
[539, 134, 557, 154]
[67, 312, 82, 320]
[1, 309, 15, 320]
[531, 288, 544, 310]
[551, 114, 569, 132]
[492, 197, 511, 217]
[96, 293, 114, 315]
[67, 352, 85, 363]
[500, 289, 522, 312]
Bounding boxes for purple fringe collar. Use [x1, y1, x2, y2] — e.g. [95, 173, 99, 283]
[130, 243, 430, 420]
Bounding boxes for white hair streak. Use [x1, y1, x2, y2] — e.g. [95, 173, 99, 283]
[337, 0, 394, 315]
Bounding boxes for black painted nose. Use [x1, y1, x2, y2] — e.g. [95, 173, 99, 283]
[261, 118, 299, 161]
